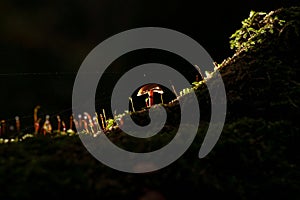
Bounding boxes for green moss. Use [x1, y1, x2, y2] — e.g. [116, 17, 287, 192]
[229, 10, 285, 51]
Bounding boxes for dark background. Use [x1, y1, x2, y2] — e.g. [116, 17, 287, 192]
[0, 0, 298, 129]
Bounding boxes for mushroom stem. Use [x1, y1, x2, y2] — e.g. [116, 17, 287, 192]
[83, 118, 89, 133]
[99, 114, 106, 131]
[129, 97, 135, 112]
[94, 112, 102, 132]
[169, 80, 178, 97]
[78, 114, 82, 128]
[62, 121, 66, 132]
[194, 65, 204, 80]
[15, 116, 20, 133]
[57, 115, 61, 132]
[34, 118, 41, 134]
[69, 115, 73, 131]
[148, 90, 154, 107]
[102, 109, 107, 127]
[1, 120, 6, 136]
[34, 105, 40, 125]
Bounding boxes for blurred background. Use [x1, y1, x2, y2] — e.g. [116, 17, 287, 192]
[0, 0, 298, 129]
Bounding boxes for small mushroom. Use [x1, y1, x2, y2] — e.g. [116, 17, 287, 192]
[137, 84, 164, 107]
[67, 115, 75, 134]
[34, 118, 41, 134]
[56, 115, 61, 132]
[42, 115, 52, 135]
[15, 116, 20, 133]
[0, 120, 6, 136]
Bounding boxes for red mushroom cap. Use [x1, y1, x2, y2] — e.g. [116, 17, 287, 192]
[137, 83, 164, 96]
